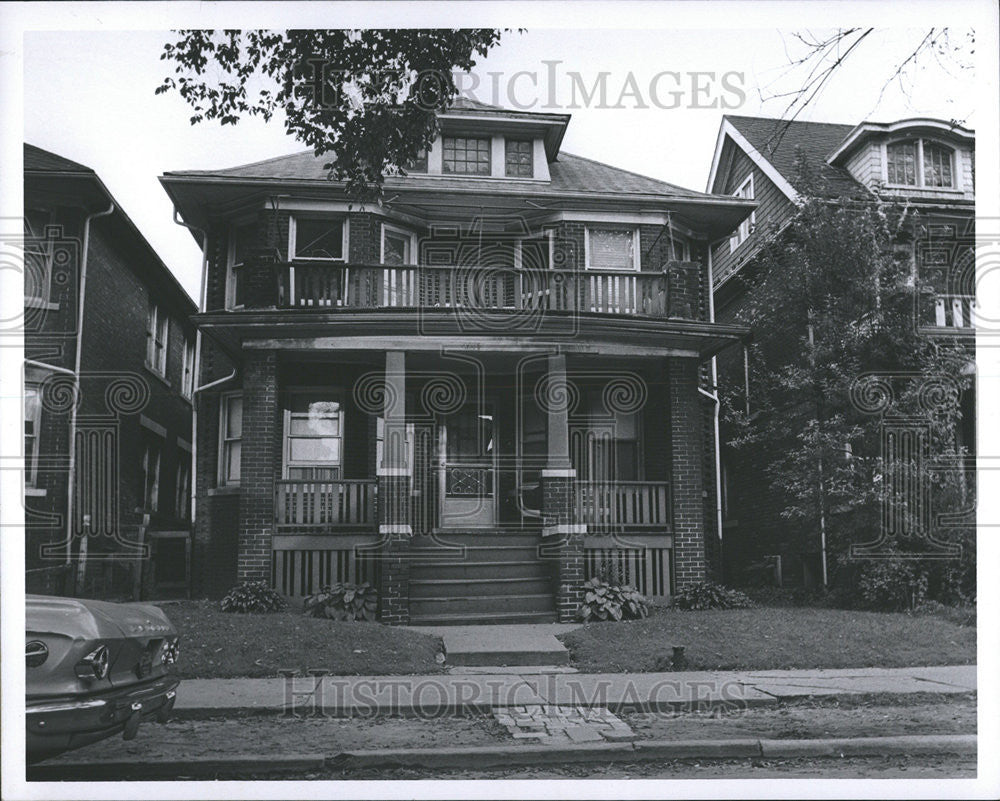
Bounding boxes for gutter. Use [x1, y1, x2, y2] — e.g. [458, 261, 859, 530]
[65, 201, 116, 565]
[702, 244, 724, 548]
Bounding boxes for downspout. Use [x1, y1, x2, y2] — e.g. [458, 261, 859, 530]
[171, 209, 208, 525]
[701, 243, 724, 553]
[65, 201, 115, 566]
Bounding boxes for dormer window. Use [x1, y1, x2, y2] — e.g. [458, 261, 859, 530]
[505, 139, 534, 178]
[886, 139, 954, 188]
[442, 136, 491, 175]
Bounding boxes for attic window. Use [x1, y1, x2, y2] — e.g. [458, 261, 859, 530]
[505, 139, 534, 177]
[886, 139, 954, 188]
[442, 137, 491, 175]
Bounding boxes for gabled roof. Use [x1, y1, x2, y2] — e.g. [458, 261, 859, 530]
[24, 143, 94, 174]
[711, 115, 862, 199]
[164, 148, 708, 199]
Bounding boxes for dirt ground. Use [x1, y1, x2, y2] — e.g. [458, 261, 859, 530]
[39, 693, 975, 768]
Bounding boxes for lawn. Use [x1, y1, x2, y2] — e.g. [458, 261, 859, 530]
[160, 600, 445, 679]
[559, 606, 976, 673]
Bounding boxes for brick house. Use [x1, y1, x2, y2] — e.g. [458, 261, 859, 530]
[160, 100, 754, 623]
[24, 144, 198, 599]
[705, 115, 976, 585]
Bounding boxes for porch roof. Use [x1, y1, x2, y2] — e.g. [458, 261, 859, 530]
[193, 308, 750, 362]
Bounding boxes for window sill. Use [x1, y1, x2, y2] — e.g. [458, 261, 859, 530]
[143, 363, 172, 389]
[25, 487, 47, 497]
[881, 183, 965, 195]
[25, 297, 60, 311]
[208, 485, 240, 496]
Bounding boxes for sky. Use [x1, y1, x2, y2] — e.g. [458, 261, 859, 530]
[20, 23, 981, 301]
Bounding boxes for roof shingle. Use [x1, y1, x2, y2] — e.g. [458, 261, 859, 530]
[724, 115, 863, 197]
[24, 143, 94, 173]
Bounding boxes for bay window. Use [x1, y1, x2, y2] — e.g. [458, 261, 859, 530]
[290, 216, 346, 261]
[585, 226, 639, 270]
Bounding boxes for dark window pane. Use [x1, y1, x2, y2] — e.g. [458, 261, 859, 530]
[442, 136, 491, 175]
[294, 218, 344, 260]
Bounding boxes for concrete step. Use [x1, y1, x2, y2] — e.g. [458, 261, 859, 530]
[409, 560, 552, 581]
[409, 593, 556, 618]
[426, 624, 572, 666]
[409, 610, 559, 626]
[408, 576, 553, 598]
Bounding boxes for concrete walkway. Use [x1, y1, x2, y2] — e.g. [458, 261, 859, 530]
[173, 664, 976, 718]
[410, 623, 582, 667]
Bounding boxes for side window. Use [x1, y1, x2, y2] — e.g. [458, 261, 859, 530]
[181, 338, 196, 399]
[175, 460, 191, 521]
[729, 175, 755, 252]
[227, 222, 254, 309]
[219, 393, 243, 486]
[23, 210, 52, 302]
[146, 303, 169, 377]
[141, 439, 162, 514]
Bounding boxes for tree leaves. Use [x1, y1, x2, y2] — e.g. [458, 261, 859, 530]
[158, 29, 506, 201]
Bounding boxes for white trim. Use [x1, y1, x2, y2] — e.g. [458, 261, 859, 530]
[380, 223, 418, 265]
[542, 523, 587, 537]
[708, 118, 800, 204]
[584, 225, 640, 271]
[515, 228, 554, 270]
[181, 337, 195, 399]
[379, 524, 413, 535]
[377, 466, 413, 477]
[225, 221, 249, 310]
[282, 388, 345, 479]
[288, 214, 349, 262]
[145, 302, 169, 377]
[541, 468, 577, 478]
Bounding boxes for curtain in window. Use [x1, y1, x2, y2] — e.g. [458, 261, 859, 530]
[589, 229, 635, 270]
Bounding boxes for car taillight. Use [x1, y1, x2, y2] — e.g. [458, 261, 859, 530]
[74, 645, 110, 680]
[26, 641, 48, 667]
[160, 637, 180, 666]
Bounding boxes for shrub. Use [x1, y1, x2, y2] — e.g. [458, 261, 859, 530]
[303, 582, 378, 621]
[856, 559, 928, 611]
[672, 581, 754, 610]
[220, 580, 286, 613]
[577, 578, 649, 622]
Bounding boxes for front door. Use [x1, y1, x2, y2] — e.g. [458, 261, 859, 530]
[439, 405, 497, 528]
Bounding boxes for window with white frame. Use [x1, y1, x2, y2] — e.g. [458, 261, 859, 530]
[518, 230, 553, 271]
[886, 139, 956, 188]
[381, 225, 415, 266]
[219, 393, 242, 486]
[141, 439, 161, 514]
[227, 221, 253, 309]
[729, 174, 755, 252]
[442, 136, 491, 175]
[290, 216, 346, 261]
[181, 338, 195, 399]
[284, 392, 343, 480]
[23, 210, 53, 302]
[585, 227, 639, 271]
[24, 385, 41, 488]
[146, 302, 169, 377]
[175, 460, 191, 521]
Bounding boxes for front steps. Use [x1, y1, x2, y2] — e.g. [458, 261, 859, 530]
[408, 531, 557, 625]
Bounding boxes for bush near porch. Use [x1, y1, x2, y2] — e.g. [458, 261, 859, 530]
[559, 606, 975, 673]
[161, 600, 445, 679]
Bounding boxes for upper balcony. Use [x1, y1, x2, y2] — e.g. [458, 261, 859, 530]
[236, 253, 706, 322]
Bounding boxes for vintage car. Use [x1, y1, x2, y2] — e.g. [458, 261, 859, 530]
[26, 594, 180, 761]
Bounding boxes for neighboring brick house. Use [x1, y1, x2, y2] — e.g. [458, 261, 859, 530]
[24, 144, 198, 599]
[705, 115, 976, 586]
[160, 99, 754, 624]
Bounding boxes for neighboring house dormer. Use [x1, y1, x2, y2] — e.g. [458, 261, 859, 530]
[826, 118, 975, 202]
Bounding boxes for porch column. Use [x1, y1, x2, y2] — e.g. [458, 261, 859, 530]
[378, 350, 412, 625]
[237, 349, 279, 584]
[541, 352, 585, 622]
[668, 357, 707, 588]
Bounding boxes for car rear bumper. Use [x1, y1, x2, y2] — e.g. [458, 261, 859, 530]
[27, 674, 180, 760]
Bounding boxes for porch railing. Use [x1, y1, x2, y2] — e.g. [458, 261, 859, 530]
[575, 481, 670, 530]
[275, 479, 377, 531]
[277, 263, 672, 318]
[931, 294, 975, 329]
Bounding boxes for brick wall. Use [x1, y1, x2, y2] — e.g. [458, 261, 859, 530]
[668, 357, 707, 588]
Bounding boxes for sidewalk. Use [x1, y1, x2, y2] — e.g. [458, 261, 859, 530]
[173, 664, 977, 717]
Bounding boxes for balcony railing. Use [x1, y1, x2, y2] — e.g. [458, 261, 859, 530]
[275, 262, 695, 319]
[931, 294, 975, 330]
[275, 479, 377, 531]
[575, 481, 671, 530]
